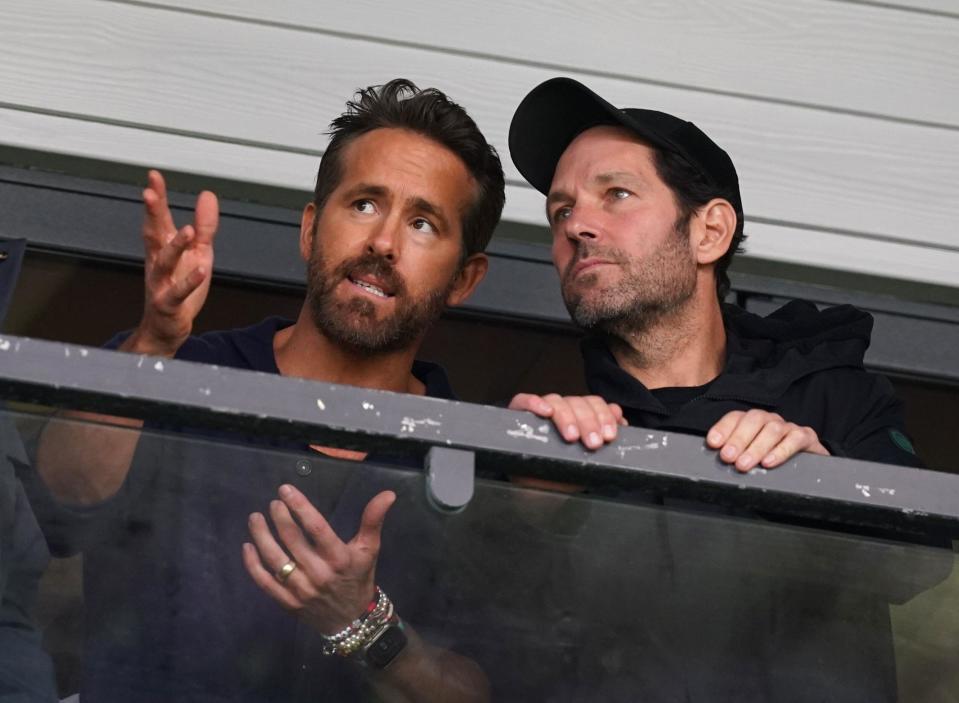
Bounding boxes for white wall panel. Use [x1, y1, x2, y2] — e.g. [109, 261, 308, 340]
[139, 0, 959, 126]
[5, 108, 958, 289]
[0, 0, 957, 289]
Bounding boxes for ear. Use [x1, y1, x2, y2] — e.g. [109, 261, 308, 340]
[693, 198, 736, 266]
[445, 253, 489, 307]
[299, 202, 317, 262]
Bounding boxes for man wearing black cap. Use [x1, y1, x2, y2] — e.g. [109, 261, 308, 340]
[501, 78, 942, 702]
[508, 77, 921, 470]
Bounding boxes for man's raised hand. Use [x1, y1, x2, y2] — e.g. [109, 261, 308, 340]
[243, 484, 394, 636]
[123, 170, 219, 357]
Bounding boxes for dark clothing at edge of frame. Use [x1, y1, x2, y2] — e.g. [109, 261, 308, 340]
[584, 299, 922, 467]
[0, 426, 58, 703]
[0, 237, 58, 702]
[27, 317, 459, 702]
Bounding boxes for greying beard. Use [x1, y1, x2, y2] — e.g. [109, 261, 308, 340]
[561, 221, 696, 336]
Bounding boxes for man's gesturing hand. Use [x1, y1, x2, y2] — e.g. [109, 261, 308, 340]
[243, 484, 395, 635]
[707, 409, 829, 472]
[509, 393, 626, 449]
[124, 169, 219, 357]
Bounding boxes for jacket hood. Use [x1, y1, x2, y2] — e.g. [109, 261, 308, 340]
[717, 300, 873, 402]
[583, 300, 874, 410]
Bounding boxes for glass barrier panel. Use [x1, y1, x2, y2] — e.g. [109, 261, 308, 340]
[1, 407, 956, 702]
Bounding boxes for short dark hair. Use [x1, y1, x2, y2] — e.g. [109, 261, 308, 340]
[313, 79, 505, 258]
[652, 148, 746, 301]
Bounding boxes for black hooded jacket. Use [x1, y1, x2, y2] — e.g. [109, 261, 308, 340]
[583, 299, 921, 467]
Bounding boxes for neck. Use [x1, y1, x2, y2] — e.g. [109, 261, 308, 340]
[606, 281, 726, 390]
[272, 306, 426, 396]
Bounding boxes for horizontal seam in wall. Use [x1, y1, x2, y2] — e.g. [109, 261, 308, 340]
[97, 0, 959, 134]
[826, 0, 959, 20]
[0, 101, 326, 159]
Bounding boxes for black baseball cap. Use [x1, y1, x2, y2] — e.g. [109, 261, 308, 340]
[509, 77, 742, 217]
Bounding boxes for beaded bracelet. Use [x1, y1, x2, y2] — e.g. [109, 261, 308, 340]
[321, 586, 395, 657]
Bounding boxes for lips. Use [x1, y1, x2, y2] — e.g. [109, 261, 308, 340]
[569, 258, 613, 280]
[347, 273, 395, 299]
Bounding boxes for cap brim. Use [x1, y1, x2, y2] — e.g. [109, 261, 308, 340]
[509, 78, 674, 195]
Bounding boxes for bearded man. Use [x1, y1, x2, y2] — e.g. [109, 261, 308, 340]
[33, 79, 503, 702]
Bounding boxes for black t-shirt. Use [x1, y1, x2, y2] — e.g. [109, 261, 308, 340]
[649, 382, 714, 416]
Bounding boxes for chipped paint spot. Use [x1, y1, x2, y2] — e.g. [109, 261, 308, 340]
[856, 483, 871, 498]
[878, 487, 896, 496]
[0, 339, 9, 351]
[616, 443, 660, 458]
[816, 478, 822, 483]
[316, 399, 326, 411]
[199, 387, 211, 396]
[401, 417, 442, 433]
[153, 360, 164, 372]
[537, 424, 550, 434]
[79, 348, 89, 357]
[64, 348, 70, 358]
[748, 467, 768, 476]
[137, 356, 145, 368]
[375, 411, 381, 417]
[362, 401, 375, 411]
[506, 421, 549, 444]
[662, 435, 668, 447]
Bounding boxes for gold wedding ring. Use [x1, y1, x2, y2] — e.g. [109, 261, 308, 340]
[275, 560, 297, 583]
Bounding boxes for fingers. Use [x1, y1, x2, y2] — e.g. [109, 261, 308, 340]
[708, 410, 826, 472]
[735, 419, 790, 471]
[241, 541, 301, 610]
[276, 484, 344, 563]
[193, 190, 219, 246]
[543, 394, 620, 449]
[352, 491, 395, 555]
[142, 170, 176, 247]
[149, 225, 194, 281]
[155, 263, 208, 309]
[508, 393, 553, 417]
[510, 393, 626, 449]
[243, 513, 302, 610]
[760, 426, 829, 468]
[706, 411, 744, 450]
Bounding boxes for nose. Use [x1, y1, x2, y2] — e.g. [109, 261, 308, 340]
[561, 204, 601, 243]
[366, 217, 400, 261]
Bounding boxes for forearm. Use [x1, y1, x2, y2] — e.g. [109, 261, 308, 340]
[367, 623, 490, 703]
[35, 331, 170, 505]
[35, 411, 143, 505]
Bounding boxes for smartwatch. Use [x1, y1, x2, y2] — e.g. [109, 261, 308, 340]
[362, 619, 408, 669]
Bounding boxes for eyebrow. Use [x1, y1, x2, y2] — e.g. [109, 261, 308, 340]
[595, 171, 646, 187]
[342, 183, 389, 200]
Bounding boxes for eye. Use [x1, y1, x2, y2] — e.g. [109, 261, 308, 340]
[551, 206, 572, 224]
[352, 199, 376, 214]
[411, 218, 436, 234]
[609, 188, 631, 201]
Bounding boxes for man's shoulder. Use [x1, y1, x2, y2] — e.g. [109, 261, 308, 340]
[104, 317, 291, 373]
[175, 317, 291, 371]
